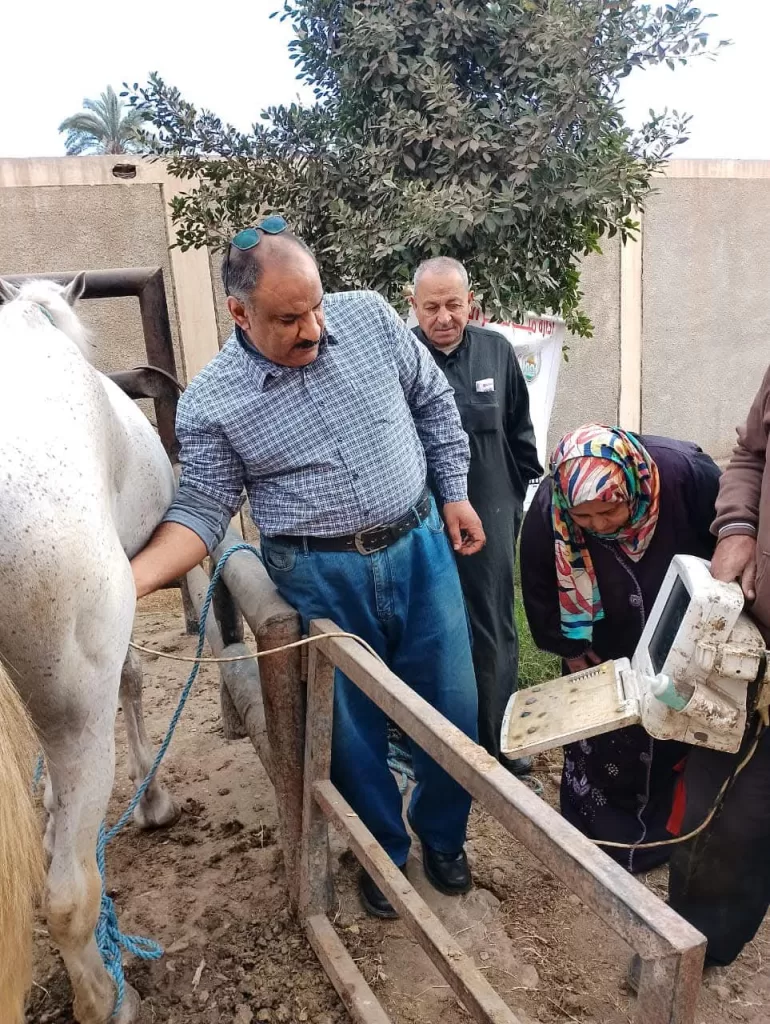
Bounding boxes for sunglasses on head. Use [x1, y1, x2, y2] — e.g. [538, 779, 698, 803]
[223, 215, 288, 297]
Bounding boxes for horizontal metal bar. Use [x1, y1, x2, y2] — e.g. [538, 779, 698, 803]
[305, 915, 392, 1024]
[310, 622, 705, 965]
[2, 267, 158, 299]
[314, 779, 525, 1024]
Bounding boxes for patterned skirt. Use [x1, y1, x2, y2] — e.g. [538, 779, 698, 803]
[560, 724, 689, 874]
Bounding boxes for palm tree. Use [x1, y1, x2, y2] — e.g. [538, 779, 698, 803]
[58, 86, 146, 156]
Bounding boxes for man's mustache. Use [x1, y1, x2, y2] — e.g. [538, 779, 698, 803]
[295, 328, 328, 349]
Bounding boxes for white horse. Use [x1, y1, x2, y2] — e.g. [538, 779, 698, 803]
[0, 274, 180, 1023]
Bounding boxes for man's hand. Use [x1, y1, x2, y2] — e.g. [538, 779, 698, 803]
[442, 500, 486, 555]
[566, 649, 603, 674]
[710, 534, 758, 602]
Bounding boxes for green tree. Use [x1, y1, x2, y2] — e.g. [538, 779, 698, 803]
[59, 86, 146, 156]
[127, 1, 726, 334]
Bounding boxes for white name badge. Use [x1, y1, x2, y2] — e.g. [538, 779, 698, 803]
[475, 378, 495, 393]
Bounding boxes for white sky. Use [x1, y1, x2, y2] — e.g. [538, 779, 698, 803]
[0, 0, 766, 160]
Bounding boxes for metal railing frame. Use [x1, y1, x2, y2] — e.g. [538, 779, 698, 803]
[3, 267, 180, 460]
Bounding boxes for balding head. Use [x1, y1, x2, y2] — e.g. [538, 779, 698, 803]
[222, 230, 318, 303]
[224, 231, 326, 369]
[411, 257, 473, 350]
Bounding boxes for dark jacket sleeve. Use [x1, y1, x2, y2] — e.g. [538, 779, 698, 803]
[687, 449, 721, 558]
[505, 347, 543, 484]
[520, 481, 590, 661]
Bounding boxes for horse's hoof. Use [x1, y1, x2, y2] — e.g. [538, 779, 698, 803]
[133, 787, 181, 830]
[112, 983, 141, 1023]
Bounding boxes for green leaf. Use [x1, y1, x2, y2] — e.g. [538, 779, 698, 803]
[126, 0, 727, 334]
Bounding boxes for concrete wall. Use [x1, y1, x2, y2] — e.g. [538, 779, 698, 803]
[0, 182, 181, 423]
[210, 251, 233, 346]
[1, 156, 768, 462]
[549, 241, 621, 451]
[642, 175, 770, 453]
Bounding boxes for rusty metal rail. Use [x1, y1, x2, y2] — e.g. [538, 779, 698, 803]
[300, 619, 707, 1024]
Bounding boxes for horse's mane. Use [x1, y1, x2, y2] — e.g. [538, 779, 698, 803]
[0, 275, 93, 362]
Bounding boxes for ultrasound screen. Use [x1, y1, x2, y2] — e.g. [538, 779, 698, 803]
[648, 577, 691, 674]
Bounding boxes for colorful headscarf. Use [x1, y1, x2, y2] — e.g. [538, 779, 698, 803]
[550, 425, 660, 642]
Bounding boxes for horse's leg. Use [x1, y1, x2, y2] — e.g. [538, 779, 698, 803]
[119, 648, 179, 829]
[43, 697, 140, 1024]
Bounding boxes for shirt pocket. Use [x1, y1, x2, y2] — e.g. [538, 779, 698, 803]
[458, 397, 501, 434]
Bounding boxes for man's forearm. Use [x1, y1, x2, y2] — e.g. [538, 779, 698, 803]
[712, 447, 763, 538]
[417, 403, 470, 504]
[131, 522, 208, 599]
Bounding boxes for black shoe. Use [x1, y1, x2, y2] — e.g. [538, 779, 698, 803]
[422, 845, 472, 896]
[504, 755, 533, 776]
[359, 865, 406, 919]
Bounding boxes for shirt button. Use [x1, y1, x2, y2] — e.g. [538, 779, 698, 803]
[629, 594, 643, 608]
[352, 473, 360, 481]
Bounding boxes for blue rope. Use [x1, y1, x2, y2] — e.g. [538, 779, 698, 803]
[32, 752, 44, 792]
[90, 542, 260, 1016]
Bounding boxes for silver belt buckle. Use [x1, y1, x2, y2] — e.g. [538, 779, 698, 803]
[354, 525, 385, 556]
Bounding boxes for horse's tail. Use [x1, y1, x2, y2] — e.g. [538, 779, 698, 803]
[0, 661, 44, 1023]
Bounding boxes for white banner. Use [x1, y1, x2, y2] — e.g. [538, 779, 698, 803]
[470, 310, 565, 509]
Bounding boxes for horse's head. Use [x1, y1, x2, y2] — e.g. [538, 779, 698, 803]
[0, 273, 93, 360]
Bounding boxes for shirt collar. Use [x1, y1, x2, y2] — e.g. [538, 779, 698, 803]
[234, 324, 338, 391]
[414, 324, 470, 359]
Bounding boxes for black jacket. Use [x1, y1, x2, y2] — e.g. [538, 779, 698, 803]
[520, 436, 721, 662]
[413, 323, 542, 514]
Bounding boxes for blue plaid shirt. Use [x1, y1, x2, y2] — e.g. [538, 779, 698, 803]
[164, 290, 470, 546]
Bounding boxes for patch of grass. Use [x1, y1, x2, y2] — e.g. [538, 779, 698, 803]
[514, 538, 561, 689]
[515, 585, 561, 689]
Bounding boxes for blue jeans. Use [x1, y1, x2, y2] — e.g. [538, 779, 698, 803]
[261, 497, 478, 866]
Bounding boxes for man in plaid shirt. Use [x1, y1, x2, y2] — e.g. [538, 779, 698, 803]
[131, 222, 485, 917]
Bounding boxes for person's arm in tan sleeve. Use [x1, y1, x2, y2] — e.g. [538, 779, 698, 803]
[710, 366, 770, 600]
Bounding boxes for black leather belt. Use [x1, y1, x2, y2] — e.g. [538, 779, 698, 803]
[274, 488, 432, 555]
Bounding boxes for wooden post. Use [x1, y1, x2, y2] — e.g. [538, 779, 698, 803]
[211, 565, 247, 740]
[184, 566, 272, 773]
[211, 532, 305, 910]
[299, 641, 336, 919]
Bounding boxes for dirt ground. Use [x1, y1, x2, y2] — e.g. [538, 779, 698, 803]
[27, 592, 770, 1024]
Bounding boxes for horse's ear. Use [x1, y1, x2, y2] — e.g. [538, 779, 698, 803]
[63, 272, 87, 307]
[0, 278, 20, 304]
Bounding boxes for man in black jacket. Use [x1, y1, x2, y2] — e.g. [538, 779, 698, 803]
[411, 257, 542, 776]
